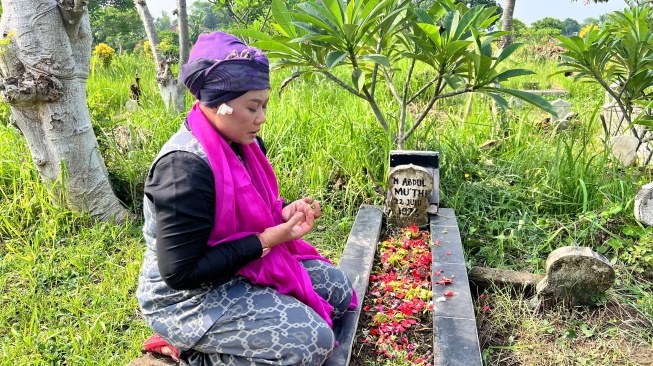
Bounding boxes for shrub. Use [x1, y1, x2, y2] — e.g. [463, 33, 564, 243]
[92, 43, 115, 68]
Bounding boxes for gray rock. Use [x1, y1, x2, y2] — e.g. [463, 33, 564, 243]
[536, 246, 615, 307]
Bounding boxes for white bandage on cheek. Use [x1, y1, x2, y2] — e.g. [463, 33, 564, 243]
[217, 104, 233, 115]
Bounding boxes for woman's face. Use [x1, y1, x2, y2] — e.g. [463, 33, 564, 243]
[201, 89, 269, 145]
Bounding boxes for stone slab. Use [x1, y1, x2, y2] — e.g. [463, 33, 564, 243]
[325, 309, 360, 366]
[430, 211, 483, 366]
[325, 205, 384, 366]
[523, 89, 568, 97]
[339, 205, 384, 261]
[431, 262, 475, 320]
[338, 257, 374, 308]
[430, 208, 460, 228]
[387, 164, 433, 227]
[431, 224, 465, 264]
[432, 317, 483, 366]
[536, 246, 615, 307]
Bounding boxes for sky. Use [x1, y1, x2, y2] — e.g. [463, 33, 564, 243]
[147, 0, 628, 26]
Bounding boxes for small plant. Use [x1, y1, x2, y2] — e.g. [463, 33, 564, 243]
[92, 43, 115, 68]
[619, 225, 653, 273]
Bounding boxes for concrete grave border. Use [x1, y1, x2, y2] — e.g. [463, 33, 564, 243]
[326, 206, 482, 366]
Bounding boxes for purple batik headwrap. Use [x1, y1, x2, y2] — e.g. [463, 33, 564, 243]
[181, 32, 270, 108]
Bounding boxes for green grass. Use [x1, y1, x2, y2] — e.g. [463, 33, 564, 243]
[0, 52, 651, 364]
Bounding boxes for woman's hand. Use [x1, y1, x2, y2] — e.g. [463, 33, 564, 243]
[282, 197, 321, 222]
[258, 210, 315, 250]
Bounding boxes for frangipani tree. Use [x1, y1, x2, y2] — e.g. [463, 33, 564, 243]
[240, 0, 555, 149]
[553, 6, 653, 162]
[0, 0, 129, 221]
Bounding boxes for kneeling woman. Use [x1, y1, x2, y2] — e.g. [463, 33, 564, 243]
[136, 32, 356, 365]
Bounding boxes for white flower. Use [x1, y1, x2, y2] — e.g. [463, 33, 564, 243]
[217, 104, 233, 115]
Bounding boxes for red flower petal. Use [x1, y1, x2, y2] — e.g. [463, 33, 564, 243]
[444, 291, 454, 297]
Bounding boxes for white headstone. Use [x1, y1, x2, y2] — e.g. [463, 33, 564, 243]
[551, 98, 570, 121]
[387, 164, 433, 227]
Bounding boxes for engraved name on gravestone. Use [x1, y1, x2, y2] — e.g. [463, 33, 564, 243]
[388, 150, 440, 211]
[387, 164, 433, 227]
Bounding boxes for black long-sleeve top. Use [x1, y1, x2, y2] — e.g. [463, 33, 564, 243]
[144, 139, 269, 291]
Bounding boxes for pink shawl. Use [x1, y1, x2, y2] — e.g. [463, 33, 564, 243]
[187, 103, 355, 328]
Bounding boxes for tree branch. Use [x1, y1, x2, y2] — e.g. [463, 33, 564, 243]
[398, 59, 416, 143]
[407, 79, 437, 105]
[370, 37, 383, 98]
[399, 87, 472, 146]
[259, 3, 273, 32]
[382, 67, 402, 104]
[323, 71, 365, 98]
[362, 86, 391, 133]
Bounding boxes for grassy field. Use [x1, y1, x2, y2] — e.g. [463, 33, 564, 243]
[0, 51, 651, 365]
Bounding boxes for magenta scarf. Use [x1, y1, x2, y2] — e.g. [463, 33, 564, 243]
[187, 103, 355, 328]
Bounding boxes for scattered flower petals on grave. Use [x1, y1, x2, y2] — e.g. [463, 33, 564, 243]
[435, 277, 453, 285]
[358, 225, 434, 366]
[444, 291, 454, 297]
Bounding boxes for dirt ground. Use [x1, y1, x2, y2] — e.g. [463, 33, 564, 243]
[476, 296, 653, 366]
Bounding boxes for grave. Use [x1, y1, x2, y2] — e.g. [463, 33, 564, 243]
[328, 206, 482, 366]
[327, 150, 482, 366]
[535, 246, 615, 308]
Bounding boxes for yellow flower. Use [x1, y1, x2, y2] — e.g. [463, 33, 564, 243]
[579, 24, 599, 38]
[93, 43, 115, 67]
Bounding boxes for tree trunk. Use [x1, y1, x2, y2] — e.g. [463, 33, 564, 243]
[0, 0, 129, 222]
[135, 0, 187, 113]
[500, 0, 516, 50]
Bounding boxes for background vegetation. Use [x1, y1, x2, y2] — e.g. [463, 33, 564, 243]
[0, 1, 652, 365]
